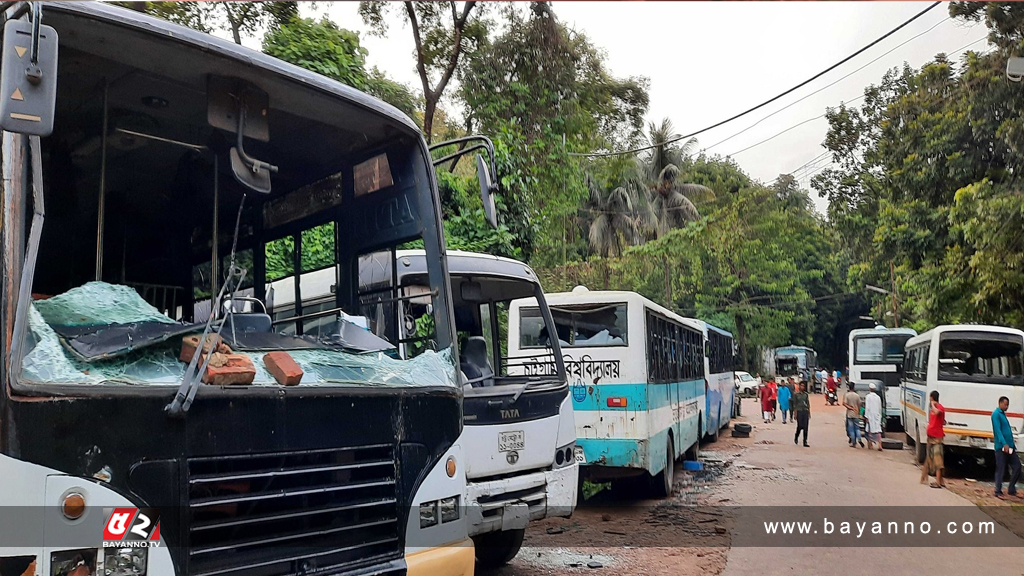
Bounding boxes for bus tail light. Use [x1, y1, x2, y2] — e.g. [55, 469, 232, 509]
[606, 397, 627, 408]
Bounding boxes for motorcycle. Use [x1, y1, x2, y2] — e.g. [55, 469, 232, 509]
[826, 388, 839, 406]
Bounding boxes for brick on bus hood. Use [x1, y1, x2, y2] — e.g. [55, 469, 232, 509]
[201, 353, 255, 386]
[180, 334, 232, 364]
[263, 351, 303, 386]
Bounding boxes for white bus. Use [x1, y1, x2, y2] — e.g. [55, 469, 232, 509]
[511, 287, 729, 497]
[696, 321, 736, 441]
[849, 326, 917, 430]
[272, 250, 578, 568]
[901, 325, 1024, 463]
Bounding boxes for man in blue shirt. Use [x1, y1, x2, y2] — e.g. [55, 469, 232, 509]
[992, 396, 1021, 499]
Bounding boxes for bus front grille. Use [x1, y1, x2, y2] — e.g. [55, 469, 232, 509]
[186, 445, 401, 576]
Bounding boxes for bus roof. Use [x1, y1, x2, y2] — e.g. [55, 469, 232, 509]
[849, 326, 918, 339]
[46, 1, 421, 137]
[394, 250, 540, 284]
[542, 288, 721, 335]
[905, 324, 1024, 348]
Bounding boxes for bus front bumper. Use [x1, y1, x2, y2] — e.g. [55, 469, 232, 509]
[405, 538, 474, 576]
[466, 464, 578, 537]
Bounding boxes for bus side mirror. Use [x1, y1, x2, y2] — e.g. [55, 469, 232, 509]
[477, 154, 497, 229]
[0, 12, 58, 136]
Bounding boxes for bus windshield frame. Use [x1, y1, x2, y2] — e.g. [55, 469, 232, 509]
[5, 3, 458, 396]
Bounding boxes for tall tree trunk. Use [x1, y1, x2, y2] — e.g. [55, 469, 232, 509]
[423, 97, 436, 144]
[736, 314, 749, 372]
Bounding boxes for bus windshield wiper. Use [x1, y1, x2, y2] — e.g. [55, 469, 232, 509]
[165, 195, 247, 418]
[510, 379, 554, 404]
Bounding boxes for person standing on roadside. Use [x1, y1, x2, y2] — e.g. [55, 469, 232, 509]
[759, 379, 773, 424]
[864, 383, 883, 451]
[992, 396, 1020, 499]
[778, 378, 792, 424]
[793, 382, 810, 447]
[921, 390, 946, 488]
[768, 379, 778, 421]
[842, 381, 864, 448]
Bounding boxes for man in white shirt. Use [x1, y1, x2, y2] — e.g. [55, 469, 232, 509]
[864, 382, 884, 451]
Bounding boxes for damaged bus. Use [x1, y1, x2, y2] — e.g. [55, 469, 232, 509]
[272, 249, 579, 568]
[0, 3, 472, 576]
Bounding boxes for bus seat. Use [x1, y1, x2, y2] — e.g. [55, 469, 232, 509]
[461, 336, 494, 387]
[229, 313, 273, 333]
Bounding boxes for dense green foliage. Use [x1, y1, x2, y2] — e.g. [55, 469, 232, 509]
[814, 3, 1024, 331]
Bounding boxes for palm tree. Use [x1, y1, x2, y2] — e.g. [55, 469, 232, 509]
[639, 118, 714, 237]
[585, 176, 641, 258]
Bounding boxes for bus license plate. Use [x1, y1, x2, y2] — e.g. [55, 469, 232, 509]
[574, 446, 586, 464]
[499, 430, 525, 452]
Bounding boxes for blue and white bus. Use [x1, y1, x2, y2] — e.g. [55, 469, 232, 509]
[510, 287, 729, 497]
[698, 322, 736, 441]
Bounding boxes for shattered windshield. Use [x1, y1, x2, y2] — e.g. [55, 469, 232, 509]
[20, 282, 455, 387]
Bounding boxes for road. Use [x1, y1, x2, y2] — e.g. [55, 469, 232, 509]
[722, 393, 1024, 575]
[481, 393, 1024, 576]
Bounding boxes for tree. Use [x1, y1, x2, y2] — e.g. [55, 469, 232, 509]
[262, 17, 369, 89]
[585, 177, 642, 260]
[118, 1, 298, 44]
[461, 2, 649, 266]
[359, 1, 488, 143]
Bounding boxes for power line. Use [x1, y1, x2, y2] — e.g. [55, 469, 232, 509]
[727, 35, 989, 159]
[569, 1, 941, 158]
[705, 16, 951, 152]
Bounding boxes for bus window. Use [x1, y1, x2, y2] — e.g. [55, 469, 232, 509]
[536, 304, 627, 347]
[855, 335, 912, 364]
[938, 334, 1024, 383]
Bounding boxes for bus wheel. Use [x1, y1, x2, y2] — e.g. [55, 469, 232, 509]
[651, 437, 675, 498]
[708, 413, 720, 442]
[474, 528, 526, 568]
[915, 429, 926, 465]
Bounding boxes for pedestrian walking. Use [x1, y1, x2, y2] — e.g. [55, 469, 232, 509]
[759, 380, 773, 424]
[778, 379, 792, 424]
[992, 396, 1021, 499]
[864, 383, 883, 451]
[842, 381, 864, 448]
[793, 382, 810, 447]
[768, 379, 778, 421]
[921, 390, 946, 488]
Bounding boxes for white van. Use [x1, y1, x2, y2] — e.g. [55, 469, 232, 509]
[901, 325, 1024, 462]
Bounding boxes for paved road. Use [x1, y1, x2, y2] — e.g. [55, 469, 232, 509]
[721, 394, 1024, 575]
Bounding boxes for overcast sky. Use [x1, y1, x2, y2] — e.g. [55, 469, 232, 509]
[278, 2, 990, 214]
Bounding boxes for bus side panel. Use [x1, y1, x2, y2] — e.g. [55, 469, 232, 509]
[574, 382, 650, 471]
[902, 382, 928, 442]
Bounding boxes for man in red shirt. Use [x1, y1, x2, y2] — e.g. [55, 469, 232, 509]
[921, 390, 946, 488]
[768, 380, 779, 421]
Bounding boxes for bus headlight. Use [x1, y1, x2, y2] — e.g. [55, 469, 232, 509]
[554, 442, 575, 469]
[419, 501, 438, 528]
[439, 496, 460, 523]
[104, 547, 148, 576]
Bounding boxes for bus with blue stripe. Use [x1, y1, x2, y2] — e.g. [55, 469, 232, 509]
[699, 322, 736, 441]
[510, 287, 722, 497]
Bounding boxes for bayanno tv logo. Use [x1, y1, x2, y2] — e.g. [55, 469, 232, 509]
[102, 508, 162, 548]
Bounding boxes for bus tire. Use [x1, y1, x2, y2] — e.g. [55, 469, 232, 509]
[915, 429, 927, 465]
[651, 436, 675, 498]
[473, 528, 525, 568]
[708, 411, 720, 442]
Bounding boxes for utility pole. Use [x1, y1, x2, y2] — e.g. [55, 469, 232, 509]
[890, 261, 899, 328]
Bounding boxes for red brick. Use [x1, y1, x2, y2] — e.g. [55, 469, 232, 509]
[264, 351, 303, 386]
[202, 353, 255, 386]
[180, 334, 232, 364]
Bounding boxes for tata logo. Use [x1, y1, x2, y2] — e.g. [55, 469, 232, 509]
[506, 451, 520, 465]
[571, 382, 587, 403]
[500, 408, 520, 419]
